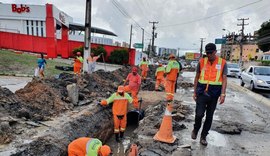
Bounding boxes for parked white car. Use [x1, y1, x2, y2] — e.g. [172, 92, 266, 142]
[190, 60, 198, 68]
[227, 63, 241, 78]
[240, 66, 270, 91]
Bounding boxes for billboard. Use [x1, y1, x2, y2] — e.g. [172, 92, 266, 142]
[185, 52, 200, 60]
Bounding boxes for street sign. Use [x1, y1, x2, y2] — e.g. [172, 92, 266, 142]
[215, 38, 226, 44]
[133, 43, 143, 48]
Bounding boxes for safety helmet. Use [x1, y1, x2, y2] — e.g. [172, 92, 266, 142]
[169, 53, 175, 59]
[132, 67, 138, 73]
[99, 145, 111, 156]
[117, 86, 124, 93]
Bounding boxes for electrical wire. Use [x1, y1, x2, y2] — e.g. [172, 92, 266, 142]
[158, 0, 263, 28]
[111, 0, 152, 36]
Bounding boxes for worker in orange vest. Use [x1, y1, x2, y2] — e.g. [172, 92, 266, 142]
[100, 86, 133, 142]
[73, 52, 83, 75]
[165, 54, 180, 101]
[123, 67, 141, 109]
[87, 52, 101, 74]
[139, 57, 149, 82]
[68, 137, 111, 156]
[155, 62, 165, 91]
[192, 43, 227, 146]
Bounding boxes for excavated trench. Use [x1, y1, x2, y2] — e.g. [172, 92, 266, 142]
[0, 65, 194, 155]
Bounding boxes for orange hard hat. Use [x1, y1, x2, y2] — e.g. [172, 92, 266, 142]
[99, 145, 111, 156]
[117, 85, 124, 93]
[132, 67, 138, 73]
[169, 53, 175, 59]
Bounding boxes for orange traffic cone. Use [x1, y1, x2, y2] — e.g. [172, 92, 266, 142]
[153, 103, 176, 143]
[128, 144, 138, 156]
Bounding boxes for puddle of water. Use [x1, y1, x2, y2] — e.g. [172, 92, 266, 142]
[207, 130, 227, 147]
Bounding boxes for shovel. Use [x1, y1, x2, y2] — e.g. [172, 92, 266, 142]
[101, 53, 107, 71]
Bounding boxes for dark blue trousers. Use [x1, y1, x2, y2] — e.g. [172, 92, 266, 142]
[194, 94, 218, 138]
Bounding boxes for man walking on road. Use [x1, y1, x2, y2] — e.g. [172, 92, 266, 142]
[87, 52, 101, 74]
[192, 43, 227, 146]
[165, 54, 180, 102]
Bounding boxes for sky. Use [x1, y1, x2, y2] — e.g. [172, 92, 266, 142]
[2, 0, 270, 55]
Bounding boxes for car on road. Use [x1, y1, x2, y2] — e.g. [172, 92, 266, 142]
[240, 66, 270, 91]
[190, 60, 198, 68]
[227, 63, 241, 78]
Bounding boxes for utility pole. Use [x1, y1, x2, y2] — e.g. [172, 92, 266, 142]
[83, 0, 92, 72]
[148, 39, 152, 56]
[200, 38, 206, 57]
[149, 21, 158, 57]
[237, 18, 249, 67]
[129, 24, 133, 49]
[141, 28, 144, 52]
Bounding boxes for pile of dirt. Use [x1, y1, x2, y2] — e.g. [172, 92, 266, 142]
[0, 87, 21, 144]
[132, 100, 192, 155]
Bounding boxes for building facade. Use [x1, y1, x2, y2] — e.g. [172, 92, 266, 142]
[221, 32, 263, 62]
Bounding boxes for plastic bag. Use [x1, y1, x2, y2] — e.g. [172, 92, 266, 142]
[34, 67, 39, 77]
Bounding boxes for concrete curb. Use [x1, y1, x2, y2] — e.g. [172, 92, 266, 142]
[0, 73, 33, 77]
[228, 81, 270, 107]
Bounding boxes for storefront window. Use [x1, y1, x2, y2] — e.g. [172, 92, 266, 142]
[26, 20, 29, 35]
[36, 21, 39, 36]
[31, 21, 34, 36]
[41, 21, 44, 37]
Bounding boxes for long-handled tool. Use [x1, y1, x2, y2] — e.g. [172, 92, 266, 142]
[137, 98, 143, 124]
[101, 53, 107, 71]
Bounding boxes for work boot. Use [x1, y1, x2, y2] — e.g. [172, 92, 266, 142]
[115, 133, 120, 142]
[191, 129, 197, 140]
[120, 131, 124, 139]
[200, 137, 208, 146]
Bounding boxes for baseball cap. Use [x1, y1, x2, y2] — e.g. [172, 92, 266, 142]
[205, 43, 216, 53]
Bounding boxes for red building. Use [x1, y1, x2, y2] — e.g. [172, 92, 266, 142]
[0, 3, 136, 65]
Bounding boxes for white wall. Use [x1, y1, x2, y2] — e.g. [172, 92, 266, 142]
[0, 19, 23, 33]
[134, 51, 148, 66]
[0, 3, 46, 21]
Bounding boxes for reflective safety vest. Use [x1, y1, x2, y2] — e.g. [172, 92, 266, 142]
[155, 66, 165, 79]
[106, 93, 133, 115]
[74, 56, 83, 67]
[198, 56, 225, 85]
[86, 138, 102, 156]
[139, 61, 149, 71]
[165, 60, 180, 81]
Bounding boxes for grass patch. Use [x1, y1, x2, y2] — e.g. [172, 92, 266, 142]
[0, 50, 72, 77]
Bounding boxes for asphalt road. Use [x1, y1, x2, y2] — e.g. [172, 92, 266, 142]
[227, 76, 270, 99]
[177, 72, 270, 156]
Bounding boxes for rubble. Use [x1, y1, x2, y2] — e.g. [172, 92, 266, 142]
[0, 65, 194, 155]
[132, 100, 192, 155]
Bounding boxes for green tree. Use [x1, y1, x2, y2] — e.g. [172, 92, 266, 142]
[109, 49, 129, 65]
[91, 45, 107, 62]
[257, 20, 270, 52]
[72, 46, 84, 56]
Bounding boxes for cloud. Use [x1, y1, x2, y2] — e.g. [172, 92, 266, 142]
[1, 0, 270, 50]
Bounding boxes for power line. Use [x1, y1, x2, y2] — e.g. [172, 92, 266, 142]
[237, 18, 249, 67]
[111, 0, 152, 36]
[158, 0, 262, 28]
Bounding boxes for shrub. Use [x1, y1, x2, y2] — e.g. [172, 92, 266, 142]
[261, 60, 270, 66]
[72, 46, 84, 56]
[109, 49, 129, 65]
[91, 46, 107, 62]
